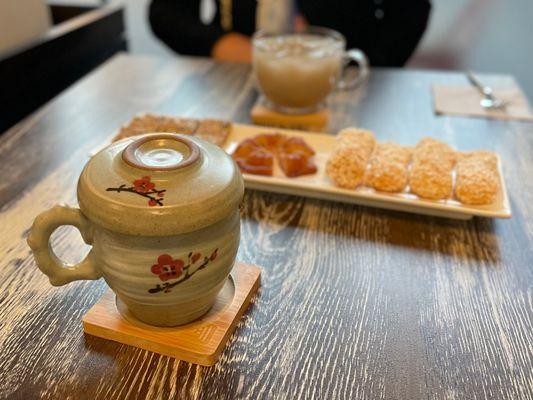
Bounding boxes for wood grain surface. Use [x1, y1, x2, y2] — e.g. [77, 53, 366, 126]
[83, 262, 261, 367]
[0, 53, 531, 400]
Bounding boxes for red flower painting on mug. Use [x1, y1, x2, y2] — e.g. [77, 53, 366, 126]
[151, 254, 184, 281]
[106, 175, 166, 206]
[133, 176, 155, 193]
[148, 248, 220, 293]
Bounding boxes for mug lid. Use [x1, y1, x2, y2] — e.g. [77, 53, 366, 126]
[77, 133, 244, 236]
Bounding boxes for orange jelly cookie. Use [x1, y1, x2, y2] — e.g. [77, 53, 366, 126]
[232, 133, 317, 178]
[232, 138, 274, 176]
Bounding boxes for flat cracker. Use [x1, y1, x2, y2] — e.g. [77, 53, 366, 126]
[194, 119, 232, 147]
[112, 114, 231, 147]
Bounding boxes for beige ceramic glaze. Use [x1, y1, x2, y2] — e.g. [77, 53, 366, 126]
[27, 133, 244, 326]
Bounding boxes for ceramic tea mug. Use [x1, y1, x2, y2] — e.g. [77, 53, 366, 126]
[252, 26, 369, 114]
[27, 134, 244, 326]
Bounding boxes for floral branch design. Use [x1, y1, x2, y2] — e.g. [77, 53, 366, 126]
[106, 176, 165, 206]
[148, 248, 219, 294]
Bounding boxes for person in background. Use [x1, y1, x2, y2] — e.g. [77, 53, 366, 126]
[149, 0, 431, 66]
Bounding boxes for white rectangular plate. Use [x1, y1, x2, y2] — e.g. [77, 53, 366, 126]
[224, 124, 512, 220]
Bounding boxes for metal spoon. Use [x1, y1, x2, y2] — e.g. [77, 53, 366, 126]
[466, 71, 506, 109]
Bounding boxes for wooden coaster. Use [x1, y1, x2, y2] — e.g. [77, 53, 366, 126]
[250, 98, 329, 132]
[83, 262, 261, 366]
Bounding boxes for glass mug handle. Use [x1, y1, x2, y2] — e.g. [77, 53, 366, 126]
[337, 49, 370, 90]
[27, 205, 101, 286]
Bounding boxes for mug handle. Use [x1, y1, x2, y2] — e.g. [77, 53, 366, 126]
[337, 48, 370, 90]
[27, 205, 101, 286]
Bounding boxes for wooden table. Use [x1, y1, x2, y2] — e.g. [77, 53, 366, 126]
[0, 54, 531, 400]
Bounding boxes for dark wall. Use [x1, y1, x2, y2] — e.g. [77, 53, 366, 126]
[0, 5, 127, 133]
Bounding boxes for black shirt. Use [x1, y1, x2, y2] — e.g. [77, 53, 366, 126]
[149, 0, 431, 66]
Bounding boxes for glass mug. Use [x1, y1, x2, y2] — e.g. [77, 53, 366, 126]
[252, 26, 369, 114]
